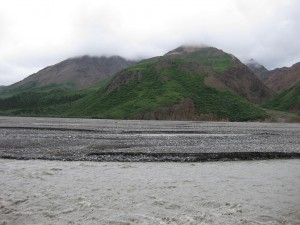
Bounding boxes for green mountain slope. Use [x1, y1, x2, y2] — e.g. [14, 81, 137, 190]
[0, 46, 272, 121]
[66, 46, 269, 121]
[0, 55, 135, 116]
[0, 78, 112, 116]
[264, 81, 300, 113]
[0, 87, 82, 116]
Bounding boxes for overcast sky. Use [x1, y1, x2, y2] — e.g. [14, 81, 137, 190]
[0, 0, 299, 85]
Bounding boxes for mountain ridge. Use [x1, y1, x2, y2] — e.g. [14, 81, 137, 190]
[247, 60, 300, 93]
[1, 45, 299, 121]
[5, 55, 137, 92]
[266, 62, 300, 92]
[65, 46, 271, 121]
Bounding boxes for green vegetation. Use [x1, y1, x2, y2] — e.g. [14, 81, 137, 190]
[0, 90, 83, 116]
[263, 109, 300, 123]
[0, 86, 6, 91]
[0, 77, 115, 116]
[264, 81, 300, 113]
[0, 82, 76, 98]
[0, 48, 269, 121]
[67, 53, 267, 121]
[180, 48, 234, 72]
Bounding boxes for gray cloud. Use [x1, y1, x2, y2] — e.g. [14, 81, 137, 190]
[0, 0, 299, 85]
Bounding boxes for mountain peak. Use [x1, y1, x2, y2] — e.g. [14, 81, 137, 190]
[11, 55, 137, 90]
[246, 59, 270, 82]
[164, 45, 225, 56]
[246, 58, 265, 69]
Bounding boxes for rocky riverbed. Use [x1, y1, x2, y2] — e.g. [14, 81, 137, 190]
[0, 116, 299, 161]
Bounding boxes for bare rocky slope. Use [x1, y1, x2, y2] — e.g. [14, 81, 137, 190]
[266, 62, 300, 92]
[247, 61, 300, 115]
[207, 61, 273, 104]
[10, 55, 136, 90]
[247, 60, 300, 93]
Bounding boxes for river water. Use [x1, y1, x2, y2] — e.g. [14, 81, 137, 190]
[1, 159, 299, 225]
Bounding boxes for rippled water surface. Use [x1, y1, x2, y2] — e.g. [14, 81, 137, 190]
[1, 159, 299, 225]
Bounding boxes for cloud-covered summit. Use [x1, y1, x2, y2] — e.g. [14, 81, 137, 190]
[0, 0, 299, 85]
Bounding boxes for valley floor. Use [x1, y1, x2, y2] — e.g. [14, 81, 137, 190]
[1, 117, 300, 224]
[0, 116, 299, 161]
[264, 109, 300, 123]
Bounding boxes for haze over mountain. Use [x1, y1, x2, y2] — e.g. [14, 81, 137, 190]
[1, 0, 300, 86]
[246, 59, 270, 82]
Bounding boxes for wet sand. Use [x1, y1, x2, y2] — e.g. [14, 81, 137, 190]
[0, 116, 299, 161]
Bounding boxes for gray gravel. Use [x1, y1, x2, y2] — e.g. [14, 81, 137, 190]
[0, 116, 299, 161]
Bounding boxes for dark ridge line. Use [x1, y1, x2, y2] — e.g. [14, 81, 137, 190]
[1, 152, 299, 162]
[86, 152, 300, 161]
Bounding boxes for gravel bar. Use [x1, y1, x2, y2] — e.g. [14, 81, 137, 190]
[0, 116, 299, 162]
